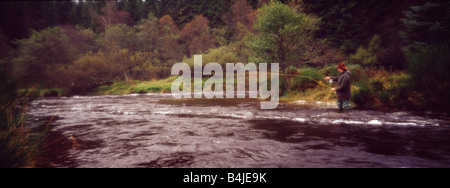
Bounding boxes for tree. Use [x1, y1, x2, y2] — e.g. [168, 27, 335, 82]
[401, 1, 450, 111]
[224, 0, 256, 40]
[119, 0, 145, 23]
[135, 14, 164, 67]
[401, 2, 450, 46]
[90, 1, 133, 32]
[248, 1, 319, 71]
[68, 51, 120, 92]
[193, 0, 232, 27]
[304, 0, 400, 53]
[110, 49, 134, 82]
[13, 26, 77, 87]
[159, 15, 183, 62]
[348, 35, 382, 67]
[181, 15, 215, 56]
[61, 25, 97, 55]
[133, 14, 183, 67]
[103, 24, 138, 53]
[159, 0, 195, 27]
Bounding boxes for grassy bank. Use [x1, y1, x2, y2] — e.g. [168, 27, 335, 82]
[23, 65, 420, 112]
[90, 77, 177, 95]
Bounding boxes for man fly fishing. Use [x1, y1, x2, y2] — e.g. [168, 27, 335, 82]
[325, 62, 351, 110]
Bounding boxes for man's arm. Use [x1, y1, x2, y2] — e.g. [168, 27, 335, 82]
[330, 76, 339, 82]
[325, 76, 339, 82]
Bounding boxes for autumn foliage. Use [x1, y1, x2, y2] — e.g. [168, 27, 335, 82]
[224, 0, 257, 40]
[90, 1, 133, 32]
[181, 15, 215, 56]
[159, 15, 183, 61]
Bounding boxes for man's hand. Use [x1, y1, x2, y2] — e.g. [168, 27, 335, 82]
[325, 77, 331, 81]
[332, 88, 336, 92]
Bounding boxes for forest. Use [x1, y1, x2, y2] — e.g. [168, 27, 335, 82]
[1, 0, 449, 109]
[1, 0, 450, 167]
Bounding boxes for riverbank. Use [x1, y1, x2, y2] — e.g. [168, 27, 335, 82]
[20, 66, 421, 112]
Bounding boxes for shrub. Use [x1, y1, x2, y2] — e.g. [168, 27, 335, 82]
[181, 15, 216, 56]
[347, 64, 365, 84]
[404, 43, 450, 111]
[182, 42, 250, 67]
[291, 67, 322, 91]
[352, 81, 375, 108]
[352, 73, 414, 110]
[13, 26, 77, 86]
[67, 51, 121, 92]
[348, 35, 382, 67]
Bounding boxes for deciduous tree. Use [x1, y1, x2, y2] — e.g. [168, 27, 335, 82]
[181, 15, 215, 56]
[90, 1, 133, 32]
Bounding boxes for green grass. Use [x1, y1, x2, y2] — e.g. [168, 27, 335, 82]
[91, 77, 177, 95]
[280, 86, 337, 103]
[91, 76, 236, 95]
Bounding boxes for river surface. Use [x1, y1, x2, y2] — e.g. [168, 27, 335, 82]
[26, 94, 450, 168]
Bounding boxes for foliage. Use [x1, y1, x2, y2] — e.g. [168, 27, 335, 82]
[401, 1, 450, 112]
[91, 77, 177, 95]
[61, 25, 97, 54]
[352, 73, 414, 110]
[181, 15, 216, 56]
[13, 26, 77, 87]
[3, 0, 450, 114]
[224, 0, 257, 40]
[401, 2, 450, 45]
[304, 0, 400, 53]
[90, 1, 133, 32]
[135, 14, 183, 67]
[103, 24, 137, 52]
[291, 67, 323, 91]
[67, 51, 120, 92]
[248, 1, 319, 71]
[158, 15, 183, 63]
[404, 44, 450, 111]
[348, 35, 382, 67]
[0, 62, 44, 168]
[182, 41, 251, 67]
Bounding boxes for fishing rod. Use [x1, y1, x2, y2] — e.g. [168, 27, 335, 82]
[278, 73, 331, 88]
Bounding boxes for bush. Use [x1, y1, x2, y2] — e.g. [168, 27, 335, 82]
[348, 35, 382, 67]
[352, 73, 414, 110]
[13, 26, 77, 86]
[404, 43, 450, 111]
[352, 81, 375, 108]
[292, 67, 322, 91]
[67, 51, 121, 92]
[182, 42, 250, 67]
[347, 64, 366, 84]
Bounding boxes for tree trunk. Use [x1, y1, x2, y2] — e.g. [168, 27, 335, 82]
[124, 71, 129, 82]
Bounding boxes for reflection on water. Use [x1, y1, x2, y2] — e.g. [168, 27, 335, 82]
[26, 94, 450, 168]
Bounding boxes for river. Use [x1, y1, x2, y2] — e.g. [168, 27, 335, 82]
[26, 93, 450, 168]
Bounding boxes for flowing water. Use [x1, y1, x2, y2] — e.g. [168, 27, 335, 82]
[26, 94, 450, 168]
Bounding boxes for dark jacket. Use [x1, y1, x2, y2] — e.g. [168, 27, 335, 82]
[332, 70, 351, 100]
